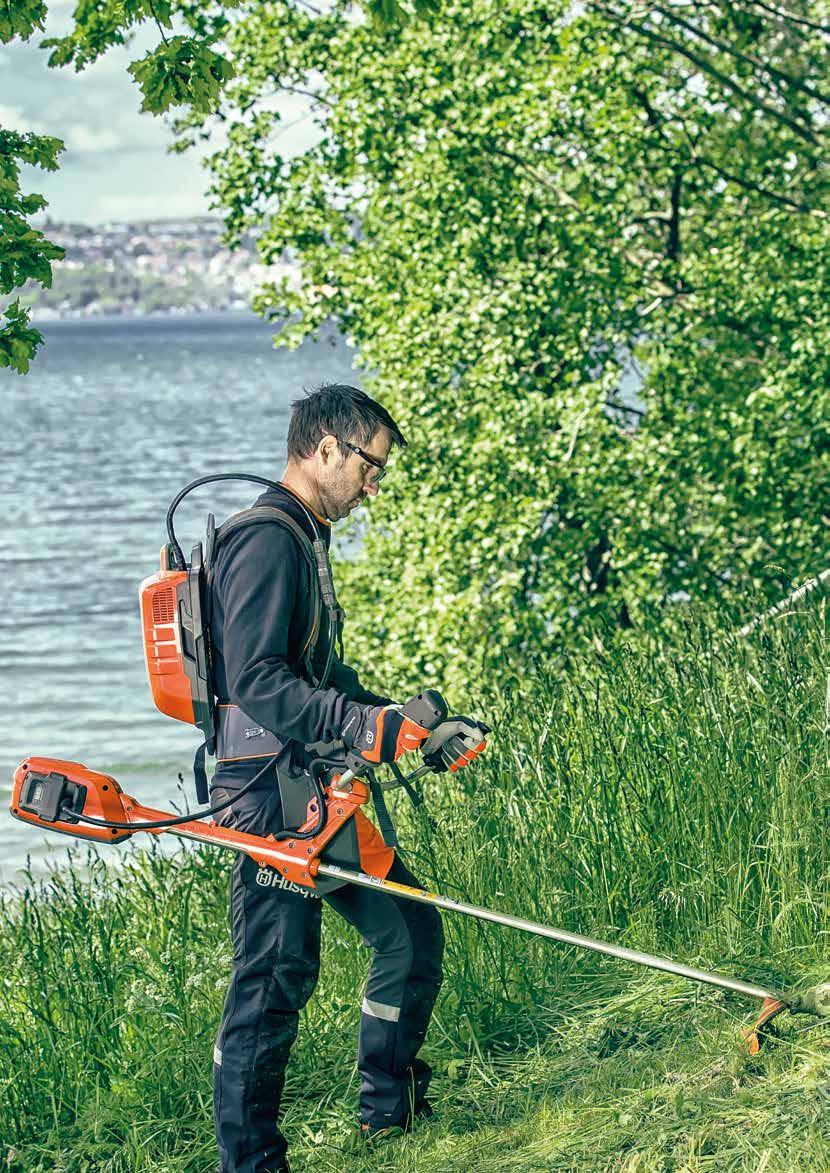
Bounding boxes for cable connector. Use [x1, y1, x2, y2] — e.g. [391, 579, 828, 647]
[19, 771, 87, 825]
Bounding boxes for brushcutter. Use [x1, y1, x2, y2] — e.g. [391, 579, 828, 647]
[10, 729, 828, 1055]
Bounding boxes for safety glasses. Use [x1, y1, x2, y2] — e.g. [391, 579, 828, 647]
[341, 440, 387, 483]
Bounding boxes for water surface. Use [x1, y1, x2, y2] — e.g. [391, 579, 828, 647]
[0, 313, 361, 884]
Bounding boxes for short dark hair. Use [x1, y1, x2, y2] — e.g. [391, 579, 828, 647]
[287, 383, 407, 461]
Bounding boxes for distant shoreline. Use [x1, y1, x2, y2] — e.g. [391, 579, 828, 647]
[33, 308, 274, 328]
[21, 218, 300, 323]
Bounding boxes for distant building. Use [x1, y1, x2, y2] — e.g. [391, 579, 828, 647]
[21, 217, 298, 319]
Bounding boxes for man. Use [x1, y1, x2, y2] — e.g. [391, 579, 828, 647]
[208, 383, 484, 1173]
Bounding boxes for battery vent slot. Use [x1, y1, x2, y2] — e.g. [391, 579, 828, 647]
[152, 588, 177, 625]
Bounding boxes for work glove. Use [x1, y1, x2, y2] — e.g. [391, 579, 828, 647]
[341, 703, 431, 766]
[421, 716, 490, 773]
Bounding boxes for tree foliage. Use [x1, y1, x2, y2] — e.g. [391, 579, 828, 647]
[191, 0, 828, 689]
[5, 0, 829, 689]
[0, 127, 64, 373]
[0, 0, 64, 370]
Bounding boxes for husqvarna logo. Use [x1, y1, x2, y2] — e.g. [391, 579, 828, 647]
[365, 731, 375, 745]
[255, 868, 320, 900]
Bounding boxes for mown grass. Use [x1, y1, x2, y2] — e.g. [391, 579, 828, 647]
[1, 606, 827, 1171]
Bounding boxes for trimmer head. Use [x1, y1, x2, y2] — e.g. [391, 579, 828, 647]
[742, 984, 830, 1054]
[789, 983, 830, 1017]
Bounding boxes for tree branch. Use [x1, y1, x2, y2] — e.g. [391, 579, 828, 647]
[595, 3, 820, 144]
[146, 0, 170, 45]
[741, 0, 830, 34]
[605, 399, 645, 417]
[630, 85, 668, 136]
[630, 90, 820, 216]
[667, 169, 682, 261]
[278, 83, 333, 109]
[691, 153, 819, 214]
[653, 3, 829, 106]
[486, 143, 579, 206]
[630, 211, 672, 224]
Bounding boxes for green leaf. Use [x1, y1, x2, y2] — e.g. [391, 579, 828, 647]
[127, 37, 235, 115]
[0, 299, 43, 374]
[0, 0, 46, 44]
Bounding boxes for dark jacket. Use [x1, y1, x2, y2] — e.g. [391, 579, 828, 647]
[210, 484, 392, 772]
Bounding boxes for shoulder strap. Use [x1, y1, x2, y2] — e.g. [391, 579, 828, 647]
[214, 504, 316, 557]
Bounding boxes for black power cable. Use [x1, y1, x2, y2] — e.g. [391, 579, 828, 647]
[165, 472, 287, 570]
[164, 470, 339, 690]
[59, 755, 356, 838]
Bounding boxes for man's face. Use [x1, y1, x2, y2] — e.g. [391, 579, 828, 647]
[317, 426, 393, 522]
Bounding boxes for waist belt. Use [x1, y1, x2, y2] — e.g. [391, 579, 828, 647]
[216, 704, 285, 761]
[214, 705, 400, 848]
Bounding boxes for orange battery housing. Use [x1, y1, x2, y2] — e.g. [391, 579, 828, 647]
[139, 544, 213, 741]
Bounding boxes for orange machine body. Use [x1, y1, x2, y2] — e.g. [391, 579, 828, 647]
[11, 757, 134, 844]
[10, 756, 392, 886]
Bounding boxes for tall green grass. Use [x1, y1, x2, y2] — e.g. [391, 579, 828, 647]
[1, 608, 827, 1170]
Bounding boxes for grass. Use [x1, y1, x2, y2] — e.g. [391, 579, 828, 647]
[0, 606, 827, 1171]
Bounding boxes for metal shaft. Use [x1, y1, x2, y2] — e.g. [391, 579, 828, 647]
[318, 863, 792, 1007]
[735, 565, 830, 638]
[163, 823, 791, 1007]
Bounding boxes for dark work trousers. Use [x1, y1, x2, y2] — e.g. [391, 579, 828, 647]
[211, 771, 445, 1173]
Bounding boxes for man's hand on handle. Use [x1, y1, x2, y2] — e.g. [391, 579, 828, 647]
[421, 717, 490, 773]
[341, 704, 430, 765]
[341, 690, 448, 768]
[341, 691, 489, 775]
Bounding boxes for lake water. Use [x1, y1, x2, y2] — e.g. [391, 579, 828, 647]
[0, 313, 362, 885]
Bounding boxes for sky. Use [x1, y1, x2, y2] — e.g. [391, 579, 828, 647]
[2, 1, 318, 225]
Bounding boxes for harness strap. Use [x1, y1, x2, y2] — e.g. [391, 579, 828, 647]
[193, 741, 210, 805]
[367, 770, 399, 849]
